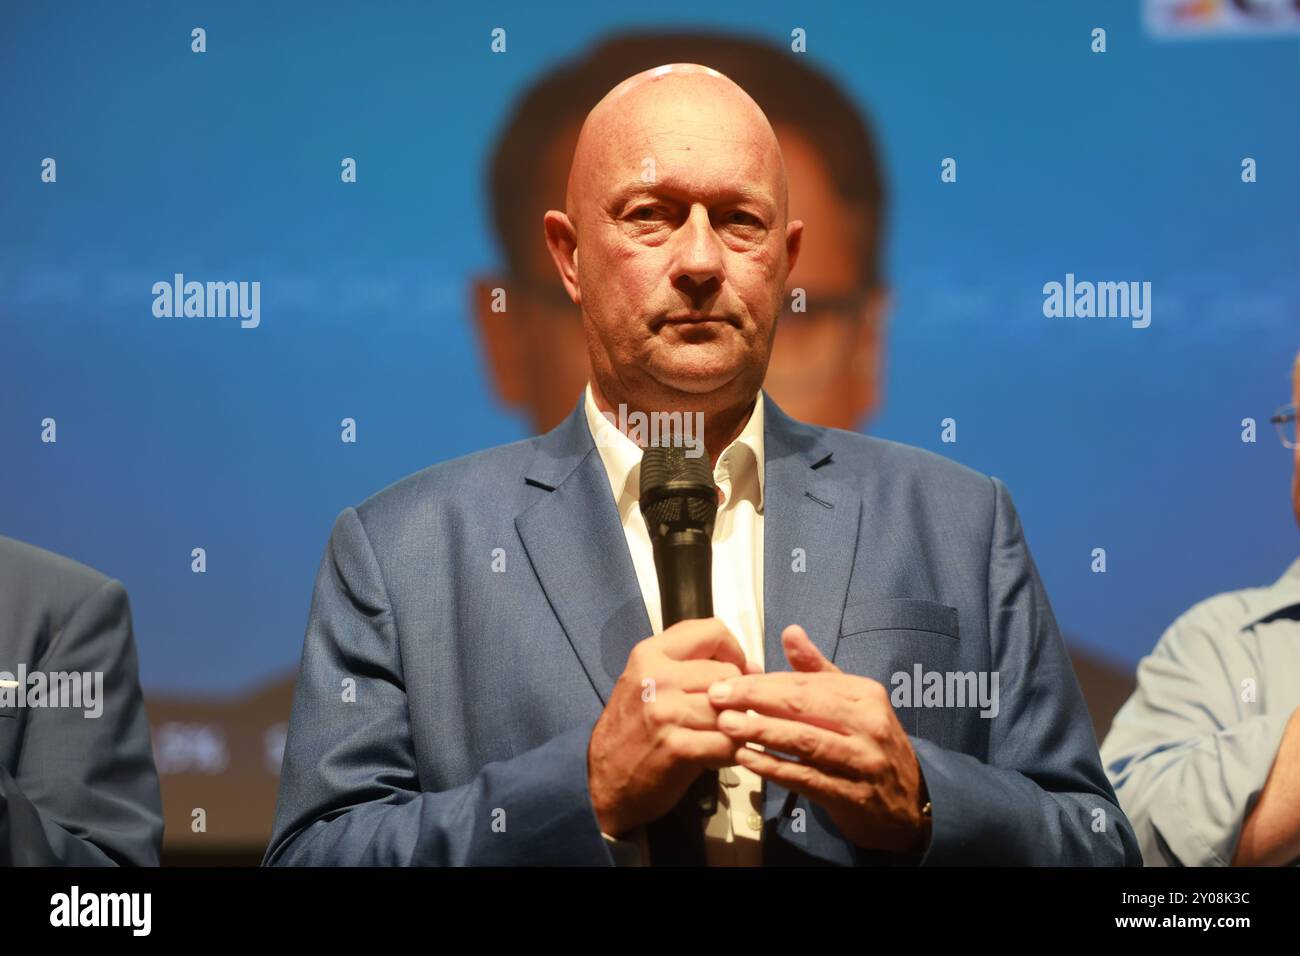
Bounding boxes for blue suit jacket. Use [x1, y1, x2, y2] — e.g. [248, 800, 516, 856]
[265, 394, 1140, 866]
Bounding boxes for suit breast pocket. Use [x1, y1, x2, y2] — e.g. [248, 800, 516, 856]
[833, 599, 960, 746]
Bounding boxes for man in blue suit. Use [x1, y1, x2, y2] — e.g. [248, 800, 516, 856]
[265, 64, 1139, 866]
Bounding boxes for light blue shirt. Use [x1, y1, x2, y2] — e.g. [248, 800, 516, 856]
[1101, 558, 1300, 866]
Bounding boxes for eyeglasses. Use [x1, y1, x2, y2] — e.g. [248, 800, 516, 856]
[1272, 403, 1297, 449]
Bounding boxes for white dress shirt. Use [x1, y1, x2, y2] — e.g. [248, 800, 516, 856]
[584, 382, 766, 866]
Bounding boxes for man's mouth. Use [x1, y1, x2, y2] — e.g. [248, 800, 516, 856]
[657, 312, 737, 328]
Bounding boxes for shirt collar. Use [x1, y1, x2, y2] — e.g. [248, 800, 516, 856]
[1239, 556, 1300, 630]
[583, 382, 765, 511]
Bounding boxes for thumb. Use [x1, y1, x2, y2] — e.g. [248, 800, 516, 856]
[782, 624, 839, 673]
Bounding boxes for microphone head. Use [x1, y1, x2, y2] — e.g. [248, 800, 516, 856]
[638, 443, 717, 536]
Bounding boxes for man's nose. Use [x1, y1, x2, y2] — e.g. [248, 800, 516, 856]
[670, 204, 723, 303]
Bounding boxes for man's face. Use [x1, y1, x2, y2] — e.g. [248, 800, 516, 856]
[547, 71, 802, 413]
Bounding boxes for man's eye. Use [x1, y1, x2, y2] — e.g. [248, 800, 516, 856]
[630, 206, 665, 221]
[727, 211, 761, 227]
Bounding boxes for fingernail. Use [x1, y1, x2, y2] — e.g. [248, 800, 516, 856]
[717, 710, 744, 731]
[708, 681, 731, 701]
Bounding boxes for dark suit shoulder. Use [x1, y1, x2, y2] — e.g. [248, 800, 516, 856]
[0, 535, 114, 625]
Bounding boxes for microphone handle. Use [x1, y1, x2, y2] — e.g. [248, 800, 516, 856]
[649, 526, 718, 865]
[653, 529, 713, 626]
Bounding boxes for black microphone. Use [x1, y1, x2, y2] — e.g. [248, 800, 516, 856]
[639, 442, 718, 865]
[638, 443, 717, 627]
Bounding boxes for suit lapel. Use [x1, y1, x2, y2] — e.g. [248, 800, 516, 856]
[515, 399, 652, 705]
[760, 394, 862, 848]
[761, 393, 861, 673]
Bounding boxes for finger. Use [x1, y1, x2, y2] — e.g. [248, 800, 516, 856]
[665, 728, 741, 769]
[659, 617, 747, 671]
[715, 709, 865, 778]
[646, 691, 734, 731]
[659, 659, 743, 692]
[783, 624, 840, 674]
[709, 672, 878, 731]
[733, 745, 861, 805]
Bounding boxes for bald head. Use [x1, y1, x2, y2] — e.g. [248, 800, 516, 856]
[565, 64, 790, 234]
[542, 62, 803, 450]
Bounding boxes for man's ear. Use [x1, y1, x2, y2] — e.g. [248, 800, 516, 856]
[470, 275, 524, 407]
[784, 219, 804, 279]
[543, 210, 581, 304]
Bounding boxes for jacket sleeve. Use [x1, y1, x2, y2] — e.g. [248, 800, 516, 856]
[263, 507, 616, 866]
[0, 580, 163, 866]
[1099, 601, 1293, 866]
[909, 477, 1142, 866]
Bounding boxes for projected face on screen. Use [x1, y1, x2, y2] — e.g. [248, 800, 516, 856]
[472, 36, 889, 435]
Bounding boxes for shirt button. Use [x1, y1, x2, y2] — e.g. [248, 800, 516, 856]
[746, 813, 764, 833]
